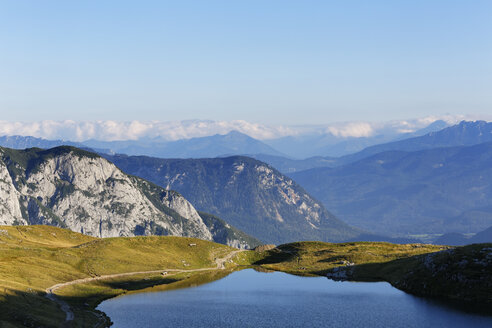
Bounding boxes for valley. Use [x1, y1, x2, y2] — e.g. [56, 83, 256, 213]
[291, 142, 492, 236]
[1, 225, 490, 327]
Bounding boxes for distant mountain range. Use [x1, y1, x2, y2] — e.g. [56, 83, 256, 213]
[84, 130, 286, 158]
[258, 120, 492, 173]
[291, 141, 492, 236]
[103, 154, 360, 244]
[335, 120, 492, 166]
[0, 135, 84, 150]
[0, 117, 459, 158]
[0, 131, 284, 159]
[251, 154, 338, 173]
[0, 146, 259, 248]
[263, 120, 450, 158]
[0, 119, 458, 161]
[434, 225, 492, 246]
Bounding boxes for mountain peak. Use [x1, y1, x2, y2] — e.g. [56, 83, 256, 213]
[0, 146, 258, 248]
[340, 120, 492, 164]
[105, 154, 359, 244]
[224, 130, 249, 137]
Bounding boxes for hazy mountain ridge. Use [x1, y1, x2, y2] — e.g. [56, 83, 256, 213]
[84, 130, 285, 158]
[337, 120, 492, 165]
[0, 119, 459, 162]
[0, 135, 83, 149]
[251, 154, 338, 173]
[434, 225, 492, 246]
[104, 154, 360, 244]
[0, 135, 109, 155]
[291, 142, 492, 236]
[0, 131, 283, 159]
[0, 146, 256, 248]
[263, 119, 451, 158]
[0, 117, 459, 148]
[258, 120, 492, 173]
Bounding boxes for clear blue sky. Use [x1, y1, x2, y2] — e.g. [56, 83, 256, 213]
[0, 0, 491, 124]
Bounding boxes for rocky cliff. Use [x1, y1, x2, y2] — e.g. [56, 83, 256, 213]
[0, 146, 256, 248]
[105, 154, 360, 244]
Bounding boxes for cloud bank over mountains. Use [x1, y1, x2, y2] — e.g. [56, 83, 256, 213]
[0, 115, 483, 142]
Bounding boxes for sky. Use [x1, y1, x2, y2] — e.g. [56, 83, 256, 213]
[0, 0, 491, 125]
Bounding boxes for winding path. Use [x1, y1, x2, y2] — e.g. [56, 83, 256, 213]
[45, 249, 244, 325]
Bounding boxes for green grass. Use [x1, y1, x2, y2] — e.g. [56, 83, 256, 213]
[0, 225, 235, 327]
[250, 241, 445, 276]
[1, 225, 489, 327]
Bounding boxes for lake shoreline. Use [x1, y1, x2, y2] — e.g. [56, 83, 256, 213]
[98, 269, 492, 328]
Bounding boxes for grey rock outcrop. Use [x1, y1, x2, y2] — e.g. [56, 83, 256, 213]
[105, 155, 360, 244]
[0, 146, 253, 247]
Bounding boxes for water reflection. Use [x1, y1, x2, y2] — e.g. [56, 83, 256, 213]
[98, 269, 492, 328]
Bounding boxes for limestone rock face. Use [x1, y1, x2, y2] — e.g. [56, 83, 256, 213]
[0, 160, 23, 225]
[0, 147, 216, 241]
[105, 155, 360, 244]
[160, 190, 212, 240]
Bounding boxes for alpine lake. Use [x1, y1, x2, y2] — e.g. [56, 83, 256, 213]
[98, 268, 492, 328]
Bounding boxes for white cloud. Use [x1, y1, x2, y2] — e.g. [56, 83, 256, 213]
[0, 115, 487, 142]
[0, 120, 298, 142]
[327, 122, 374, 138]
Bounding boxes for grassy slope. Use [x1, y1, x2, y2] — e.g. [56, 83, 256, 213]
[251, 241, 492, 308]
[1, 226, 489, 327]
[0, 225, 234, 327]
[251, 241, 445, 276]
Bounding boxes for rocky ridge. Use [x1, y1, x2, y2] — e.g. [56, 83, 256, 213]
[105, 154, 360, 244]
[0, 146, 256, 248]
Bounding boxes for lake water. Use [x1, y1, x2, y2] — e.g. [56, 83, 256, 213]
[98, 269, 492, 328]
